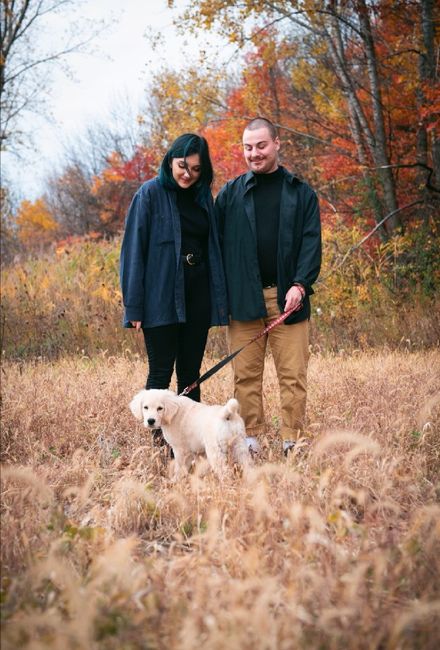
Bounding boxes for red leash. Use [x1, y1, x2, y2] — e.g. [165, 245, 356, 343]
[179, 306, 296, 397]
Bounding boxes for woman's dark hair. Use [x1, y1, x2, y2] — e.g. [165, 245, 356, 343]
[158, 133, 213, 196]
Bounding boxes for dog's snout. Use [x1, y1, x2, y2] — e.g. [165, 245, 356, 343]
[147, 417, 156, 426]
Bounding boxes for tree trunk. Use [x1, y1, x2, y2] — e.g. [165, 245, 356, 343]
[324, 8, 390, 234]
[356, 0, 400, 232]
[420, 0, 440, 195]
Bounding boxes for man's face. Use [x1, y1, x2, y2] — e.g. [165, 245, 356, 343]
[242, 126, 280, 174]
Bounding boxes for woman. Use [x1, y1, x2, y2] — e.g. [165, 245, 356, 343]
[120, 133, 228, 421]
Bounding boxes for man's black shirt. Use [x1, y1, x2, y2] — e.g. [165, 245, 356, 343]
[253, 167, 284, 286]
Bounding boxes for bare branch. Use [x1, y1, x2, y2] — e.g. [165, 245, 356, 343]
[1, 0, 105, 149]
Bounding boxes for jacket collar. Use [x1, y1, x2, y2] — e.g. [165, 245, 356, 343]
[162, 178, 211, 210]
[243, 165, 301, 188]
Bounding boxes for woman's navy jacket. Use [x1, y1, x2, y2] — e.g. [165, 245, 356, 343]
[120, 177, 228, 328]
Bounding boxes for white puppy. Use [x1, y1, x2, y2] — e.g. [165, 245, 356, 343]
[129, 389, 250, 479]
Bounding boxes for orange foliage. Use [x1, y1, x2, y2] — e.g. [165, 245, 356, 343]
[421, 82, 440, 131]
[15, 198, 59, 250]
[55, 231, 103, 256]
[20, 2, 438, 243]
[202, 121, 246, 192]
[91, 146, 158, 234]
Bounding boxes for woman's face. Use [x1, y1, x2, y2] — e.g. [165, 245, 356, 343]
[171, 153, 201, 188]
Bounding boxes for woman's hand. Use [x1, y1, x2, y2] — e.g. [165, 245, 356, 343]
[130, 321, 142, 331]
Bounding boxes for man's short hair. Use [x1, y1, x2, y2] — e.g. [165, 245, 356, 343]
[244, 117, 278, 140]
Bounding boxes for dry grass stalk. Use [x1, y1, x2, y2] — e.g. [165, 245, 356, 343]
[1, 349, 439, 649]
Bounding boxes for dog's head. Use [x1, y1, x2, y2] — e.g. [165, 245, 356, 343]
[129, 389, 179, 429]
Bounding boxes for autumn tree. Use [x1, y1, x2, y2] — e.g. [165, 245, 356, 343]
[91, 146, 158, 235]
[0, 184, 20, 264]
[15, 197, 58, 251]
[202, 118, 246, 192]
[170, 0, 440, 235]
[43, 104, 150, 237]
[147, 66, 227, 151]
[146, 46, 306, 191]
[45, 162, 101, 236]
[417, 0, 440, 204]
[62, 94, 149, 176]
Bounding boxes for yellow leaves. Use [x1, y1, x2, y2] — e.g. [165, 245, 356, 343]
[92, 283, 112, 303]
[356, 284, 370, 303]
[147, 66, 225, 149]
[291, 56, 344, 119]
[16, 198, 58, 249]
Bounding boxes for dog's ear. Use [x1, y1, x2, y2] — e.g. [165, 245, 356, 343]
[162, 395, 179, 424]
[129, 390, 146, 421]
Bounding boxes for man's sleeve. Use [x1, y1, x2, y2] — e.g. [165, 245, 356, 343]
[292, 188, 322, 294]
[214, 184, 228, 247]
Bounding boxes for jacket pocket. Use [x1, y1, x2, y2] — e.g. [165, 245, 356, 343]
[154, 216, 174, 244]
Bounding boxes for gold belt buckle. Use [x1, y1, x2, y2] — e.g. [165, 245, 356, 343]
[186, 253, 196, 266]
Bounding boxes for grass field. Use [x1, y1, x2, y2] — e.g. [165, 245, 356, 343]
[1, 349, 439, 649]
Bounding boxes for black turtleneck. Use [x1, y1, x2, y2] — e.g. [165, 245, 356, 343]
[253, 166, 284, 287]
[176, 186, 209, 258]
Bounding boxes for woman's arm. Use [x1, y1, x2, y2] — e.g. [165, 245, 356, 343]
[120, 187, 150, 325]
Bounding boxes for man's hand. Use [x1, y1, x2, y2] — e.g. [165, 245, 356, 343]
[284, 285, 305, 312]
[130, 321, 142, 331]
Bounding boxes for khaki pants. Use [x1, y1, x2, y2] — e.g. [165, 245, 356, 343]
[228, 287, 309, 441]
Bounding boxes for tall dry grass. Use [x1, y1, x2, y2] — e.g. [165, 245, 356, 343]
[1, 349, 439, 649]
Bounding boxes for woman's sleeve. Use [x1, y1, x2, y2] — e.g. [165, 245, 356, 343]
[120, 187, 150, 323]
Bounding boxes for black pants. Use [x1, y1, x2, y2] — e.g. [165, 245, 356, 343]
[143, 264, 211, 401]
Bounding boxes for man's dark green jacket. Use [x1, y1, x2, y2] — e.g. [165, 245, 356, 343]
[215, 166, 321, 325]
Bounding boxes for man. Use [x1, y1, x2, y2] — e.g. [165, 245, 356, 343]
[215, 117, 321, 456]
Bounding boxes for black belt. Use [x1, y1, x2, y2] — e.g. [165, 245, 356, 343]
[182, 253, 204, 266]
[263, 283, 277, 289]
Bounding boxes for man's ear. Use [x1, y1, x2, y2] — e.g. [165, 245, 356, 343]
[129, 390, 146, 421]
[162, 396, 179, 424]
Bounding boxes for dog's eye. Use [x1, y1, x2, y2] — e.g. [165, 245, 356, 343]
[143, 405, 148, 410]
[157, 406, 163, 411]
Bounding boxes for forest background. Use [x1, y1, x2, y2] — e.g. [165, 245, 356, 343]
[2, 0, 439, 358]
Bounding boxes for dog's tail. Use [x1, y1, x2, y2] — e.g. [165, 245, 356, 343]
[221, 398, 240, 420]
